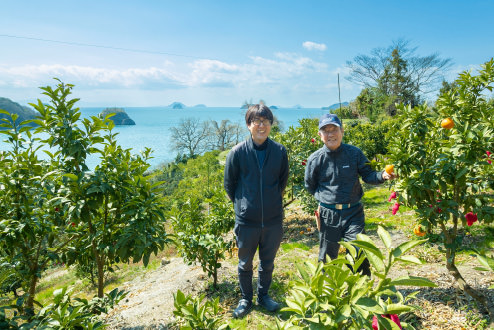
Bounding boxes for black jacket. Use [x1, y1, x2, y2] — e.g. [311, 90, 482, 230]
[304, 143, 384, 204]
[224, 137, 289, 227]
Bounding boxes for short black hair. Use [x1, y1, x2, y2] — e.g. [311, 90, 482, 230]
[245, 104, 274, 125]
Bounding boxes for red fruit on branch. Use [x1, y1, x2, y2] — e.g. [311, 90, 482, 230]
[55, 207, 60, 212]
[392, 203, 400, 215]
[311, 138, 316, 144]
[302, 160, 307, 166]
[388, 191, 397, 202]
[465, 212, 478, 226]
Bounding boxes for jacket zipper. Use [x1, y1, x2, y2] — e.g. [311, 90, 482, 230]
[254, 144, 268, 228]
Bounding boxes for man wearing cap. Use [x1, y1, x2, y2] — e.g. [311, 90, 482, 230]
[304, 114, 395, 274]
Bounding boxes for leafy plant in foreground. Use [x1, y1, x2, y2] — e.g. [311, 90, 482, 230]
[0, 286, 126, 329]
[173, 289, 227, 330]
[276, 226, 436, 329]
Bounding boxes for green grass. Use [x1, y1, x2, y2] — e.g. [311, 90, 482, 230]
[281, 241, 311, 252]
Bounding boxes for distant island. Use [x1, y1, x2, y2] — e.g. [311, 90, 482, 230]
[240, 104, 278, 109]
[292, 105, 303, 109]
[168, 102, 186, 109]
[99, 107, 135, 125]
[322, 102, 349, 110]
[0, 97, 38, 127]
[193, 104, 207, 108]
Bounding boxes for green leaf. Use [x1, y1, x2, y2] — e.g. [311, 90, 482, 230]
[396, 255, 423, 265]
[63, 173, 78, 181]
[476, 254, 494, 271]
[455, 167, 469, 179]
[391, 239, 427, 258]
[355, 297, 384, 314]
[377, 226, 392, 249]
[385, 303, 415, 314]
[389, 276, 437, 287]
[376, 316, 403, 330]
[351, 240, 384, 260]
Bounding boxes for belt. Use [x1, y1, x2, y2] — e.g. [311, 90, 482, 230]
[319, 202, 360, 210]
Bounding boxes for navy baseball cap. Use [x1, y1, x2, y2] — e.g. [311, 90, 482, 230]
[318, 113, 342, 130]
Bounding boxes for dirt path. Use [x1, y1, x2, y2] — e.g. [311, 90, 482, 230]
[104, 257, 213, 329]
[103, 229, 494, 329]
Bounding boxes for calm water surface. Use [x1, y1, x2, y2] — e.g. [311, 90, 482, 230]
[1, 107, 329, 169]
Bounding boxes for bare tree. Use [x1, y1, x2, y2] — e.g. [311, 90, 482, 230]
[209, 120, 247, 151]
[170, 118, 211, 158]
[346, 39, 453, 98]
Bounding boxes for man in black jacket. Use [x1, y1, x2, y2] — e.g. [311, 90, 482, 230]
[304, 113, 396, 274]
[224, 104, 289, 319]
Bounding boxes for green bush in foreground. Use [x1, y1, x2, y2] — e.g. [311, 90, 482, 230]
[275, 226, 436, 329]
[0, 287, 126, 329]
[173, 289, 227, 330]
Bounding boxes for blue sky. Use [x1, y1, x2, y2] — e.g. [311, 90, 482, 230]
[1, 0, 493, 107]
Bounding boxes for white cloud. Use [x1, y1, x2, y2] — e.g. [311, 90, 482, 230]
[186, 53, 328, 88]
[302, 41, 327, 51]
[188, 59, 239, 87]
[0, 53, 337, 106]
[0, 64, 185, 89]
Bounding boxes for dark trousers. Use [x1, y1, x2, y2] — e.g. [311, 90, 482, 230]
[318, 203, 371, 276]
[234, 223, 283, 302]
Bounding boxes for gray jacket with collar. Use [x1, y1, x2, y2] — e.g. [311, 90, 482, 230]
[304, 143, 384, 204]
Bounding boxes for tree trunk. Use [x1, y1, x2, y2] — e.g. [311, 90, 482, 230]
[26, 274, 38, 314]
[213, 268, 218, 289]
[92, 237, 105, 298]
[443, 222, 494, 327]
[97, 254, 105, 298]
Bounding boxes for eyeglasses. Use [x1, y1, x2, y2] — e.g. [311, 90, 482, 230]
[320, 126, 340, 134]
[251, 118, 272, 126]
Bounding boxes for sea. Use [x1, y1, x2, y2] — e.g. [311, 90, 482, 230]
[0, 106, 329, 170]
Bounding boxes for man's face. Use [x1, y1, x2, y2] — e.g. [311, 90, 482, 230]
[318, 124, 343, 151]
[248, 116, 272, 145]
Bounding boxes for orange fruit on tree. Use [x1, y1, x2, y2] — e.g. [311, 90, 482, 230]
[441, 118, 454, 129]
[385, 164, 394, 174]
[413, 224, 426, 237]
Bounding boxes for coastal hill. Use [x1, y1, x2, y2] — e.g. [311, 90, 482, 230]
[0, 97, 39, 125]
[322, 102, 349, 110]
[168, 102, 186, 109]
[99, 107, 136, 125]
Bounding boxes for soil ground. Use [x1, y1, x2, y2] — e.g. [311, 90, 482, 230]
[103, 213, 494, 329]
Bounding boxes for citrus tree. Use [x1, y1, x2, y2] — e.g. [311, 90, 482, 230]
[272, 118, 321, 212]
[170, 186, 235, 288]
[31, 81, 170, 298]
[385, 59, 494, 321]
[0, 79, 170, 321]
[0, 111, 67, 313]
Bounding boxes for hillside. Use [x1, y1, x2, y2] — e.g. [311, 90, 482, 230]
[0, 97, 39, 125]
[169, 102, 186, 109]
[99, 107, 136, 125]
[322, 102, 349, 110]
